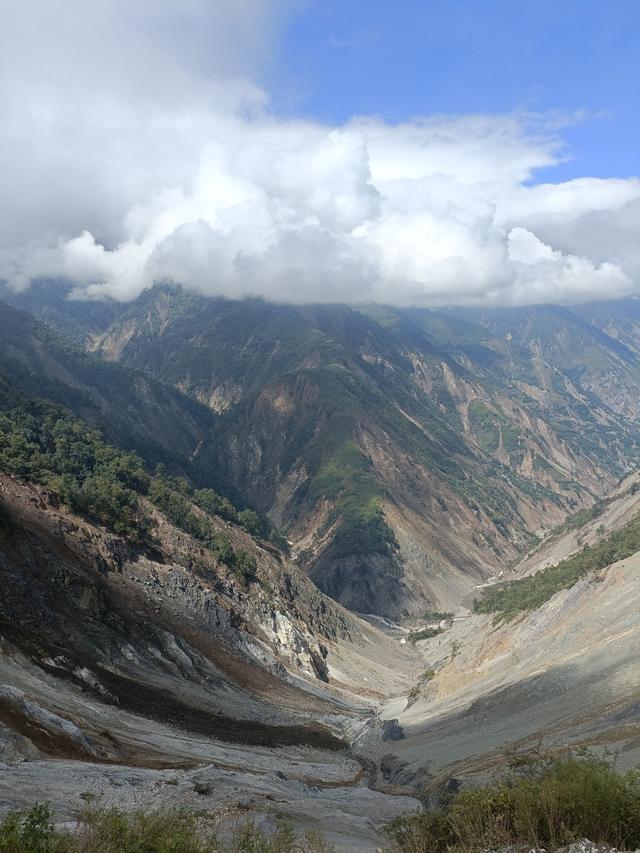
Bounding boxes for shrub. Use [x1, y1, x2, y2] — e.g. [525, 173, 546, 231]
[193, 488, 238, 524]
[387, 808, 454, 853]
[0, 806, 334, 853]
[423, 610, 453, 623]
[237, 509, 262, 537]
[150, 477, 257, 580]
[0, 803, 54, 853]
[407, 671, 436, 705]
[66, 807, 207, 853]
[71, 474, 144, 538]
[387, 753, 640, 852]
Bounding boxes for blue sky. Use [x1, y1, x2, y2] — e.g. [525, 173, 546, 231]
[2, 0, 639, 307]
[274, 0, 640, 181]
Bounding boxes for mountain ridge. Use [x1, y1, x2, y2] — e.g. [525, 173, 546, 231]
[85, 285, 640, 615]
[3, 285, 640, 619]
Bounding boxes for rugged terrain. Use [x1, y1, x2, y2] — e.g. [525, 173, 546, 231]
[0, 472, 422, 848]
[379, 471, 640, 796]
[0, 288, 639, 849]
[91, 289, 640, 615]
[7, 285, 640, 618]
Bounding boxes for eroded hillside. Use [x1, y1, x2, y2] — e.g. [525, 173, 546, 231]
[379, 477, 640, 795]
[84, 287, 640, 616]
[0, 292, 639, 848]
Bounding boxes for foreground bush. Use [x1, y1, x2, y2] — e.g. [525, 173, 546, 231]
[0, 805, 333, 853]
[387, 753, 640, 852]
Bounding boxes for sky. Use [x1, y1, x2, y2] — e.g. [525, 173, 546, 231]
[0, 0, 639, 308]
[277, 0, 640, 182]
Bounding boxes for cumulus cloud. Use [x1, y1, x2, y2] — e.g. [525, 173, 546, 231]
[0, 0, 638, 307]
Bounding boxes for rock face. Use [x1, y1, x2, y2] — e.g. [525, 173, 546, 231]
[0, 473, 415, 744]
[0, 474, 421, 848]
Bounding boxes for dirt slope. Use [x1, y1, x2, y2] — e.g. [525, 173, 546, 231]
[378, 492, 640, 795]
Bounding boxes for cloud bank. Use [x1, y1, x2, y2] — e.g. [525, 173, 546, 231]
[1, 0, 639, 307]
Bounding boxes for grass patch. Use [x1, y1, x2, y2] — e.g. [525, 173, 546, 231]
[0, 805, 333, 853]
[387, 752, 640, 852]
[468, 400, 521, 455]
[474, 513, 640, 622]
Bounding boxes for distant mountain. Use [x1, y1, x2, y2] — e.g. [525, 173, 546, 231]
[75, 284, 640, 616]
[4, 284, 640, 616]
[0, 297, 212, 474]
[1, 279, 125, 345]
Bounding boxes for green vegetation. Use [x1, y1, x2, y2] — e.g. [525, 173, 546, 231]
[547, 481, 640, 542]
[191, 485, 262, 537]
[407, 626, 443, 644]
[0, 379, 261, 570]
[423, 609, 453, 623]
[474, 513, 640, 622]
[551, 497, 612, 536]
[308, 437, 398, 561]
[330, 501, 398, 561]
[387, 752, 640, 852]
[407, 669, 436, 702]
[0, 804, 333, 853]
[150, 470, 257, 582]
[468, 400, 520, 454]
[237, 508, 262, 536]
[0, 377, 149, 537]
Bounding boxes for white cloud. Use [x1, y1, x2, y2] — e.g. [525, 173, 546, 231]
[0, 1, 639, 307]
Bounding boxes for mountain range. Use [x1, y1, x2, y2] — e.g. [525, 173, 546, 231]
[1, 283, 640, 848]
[6, 283, 640, 615]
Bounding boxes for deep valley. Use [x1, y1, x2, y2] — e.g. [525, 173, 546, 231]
[0, 287, 639, 850]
